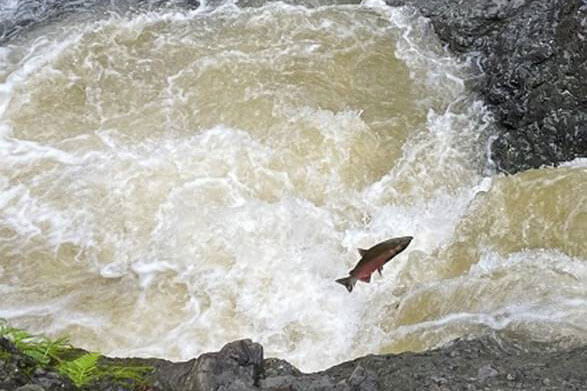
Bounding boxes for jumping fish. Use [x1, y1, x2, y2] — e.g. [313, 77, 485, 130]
[335, 236, 413, 292]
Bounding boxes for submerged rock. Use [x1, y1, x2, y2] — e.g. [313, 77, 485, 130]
[386, 0, 587, 173]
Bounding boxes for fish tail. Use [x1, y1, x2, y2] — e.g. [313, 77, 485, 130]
[335, 276, 356, 293]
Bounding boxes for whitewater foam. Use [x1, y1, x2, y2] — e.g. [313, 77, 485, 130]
[3, 0, 583, 373]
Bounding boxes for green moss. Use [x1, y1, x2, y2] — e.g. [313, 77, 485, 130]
[93, 361, 154, 389]
[0, 349, 12, 361]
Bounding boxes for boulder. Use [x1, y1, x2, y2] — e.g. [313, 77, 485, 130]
[386, 0, 587, 173]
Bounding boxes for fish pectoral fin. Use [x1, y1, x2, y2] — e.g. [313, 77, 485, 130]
[377, 267, 383, 276]
[359, 275, 371, 283]
[358, 248, 368, 256]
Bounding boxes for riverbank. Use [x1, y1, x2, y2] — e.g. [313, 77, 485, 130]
[3, 333, 587, 390]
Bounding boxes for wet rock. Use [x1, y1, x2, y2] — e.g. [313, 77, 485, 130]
[4, 334, 585, 391]
[184, 0, 201, 9]
[310, 335, 587, 390]
[0, 338, 75, 391]
[386, 0, 587, 173]
[430, 375, 447, 385]
[259, 374, 296, 389]
[153, 339, 263, 391]
[347, 365, 379, 390]
[262, 358, 302, 378]
[261, 374, 343, 391]
[477, 364, 498, 380]
[195, 339, 263, 390]
[16, 386, 45, 391]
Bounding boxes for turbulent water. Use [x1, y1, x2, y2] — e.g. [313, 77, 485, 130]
[0, 0, 586, 372]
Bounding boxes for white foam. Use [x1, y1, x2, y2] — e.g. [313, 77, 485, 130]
[391, 300, 587, 340]
[384, 246, 587, 351]
[0, 296, 73, 319]
[6, 0, 581, 373]
[0, 32, 85, 118]
[560, 158, 587, 169]
[472, 249, 587, 281]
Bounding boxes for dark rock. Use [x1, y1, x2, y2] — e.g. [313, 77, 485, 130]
[477, 363, 498, 380]
[262, 358, 302, 377]
[0, 338, 75, 391]
[150, 339, 263, 391]
[347, 365, 379, 390]
[386, 0, 587, 173]
[430, 375, 447, 385]
[32, 374, 64, 391]
[4, 334, 585, 391]
[184, 0, 201, 9]
[259, 373, 340, 391]
[259, 374, 297, 389]
[261, 335, 587, 391]
[193, 339, 262, 390]
[16, 386, 45, 391]
[0, 336, 20, 354]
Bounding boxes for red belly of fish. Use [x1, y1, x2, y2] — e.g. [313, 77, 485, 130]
[353, 253, 388, 282]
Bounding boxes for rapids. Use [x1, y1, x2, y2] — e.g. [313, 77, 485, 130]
[0, 0, 585, 372]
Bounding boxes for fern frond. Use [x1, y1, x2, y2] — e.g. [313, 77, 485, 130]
[0, 321, 72, 366]
[1, 321, 153, 389]
[57, 352, 100, 387]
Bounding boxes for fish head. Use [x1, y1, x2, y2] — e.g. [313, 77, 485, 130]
[388, 236, 413, 254]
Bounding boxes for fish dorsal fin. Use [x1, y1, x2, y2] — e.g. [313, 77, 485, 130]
[358, 248, 368, 257]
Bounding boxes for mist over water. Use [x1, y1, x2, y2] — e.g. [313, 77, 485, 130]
[1, 0, 586, 372]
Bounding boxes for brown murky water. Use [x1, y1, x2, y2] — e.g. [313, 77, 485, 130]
[0, 0, 585, 371]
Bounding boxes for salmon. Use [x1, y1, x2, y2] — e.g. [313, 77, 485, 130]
[335, 236, 413, 292]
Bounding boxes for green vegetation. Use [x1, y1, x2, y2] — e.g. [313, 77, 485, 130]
[0, 320, 71, 365]
[57, 352, 153, 388]
[57, 352, 100, 387]
[0, 319, 153, 390]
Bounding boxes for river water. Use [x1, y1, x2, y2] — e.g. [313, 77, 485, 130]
[0, 0, 585, 372]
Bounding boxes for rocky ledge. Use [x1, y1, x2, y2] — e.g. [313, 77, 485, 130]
[3, 335, 587, 390]
[387, 0, 587, 173]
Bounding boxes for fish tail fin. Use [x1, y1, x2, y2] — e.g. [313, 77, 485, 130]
[335, 276, 356, 293]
